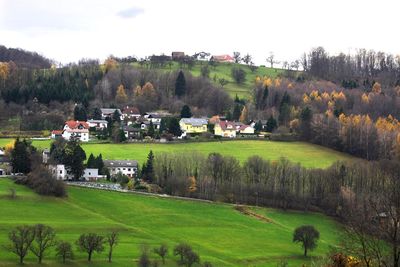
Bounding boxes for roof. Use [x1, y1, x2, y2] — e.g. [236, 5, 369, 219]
[212, 55, 234, 62]
[145, 111, 171, 118]
[238, 125, 253, 131]
[64, 129, 89, 133]
[122, 106, 140, 115]
[0, 150, 5, 156]
[218, 121, 236, 131]
[101, 108, 122, 115]
[52, 130, 63, 135]
[180, 118, 208, 127]
[87, 119, 108, 124]
[65, 120, 89, 129]
[104, 160, 138, 168]
[123, 126, 141, 132]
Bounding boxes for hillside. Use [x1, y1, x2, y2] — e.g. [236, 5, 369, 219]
[0, 178, 342, 266]
[132, 61, 284, 98]
[0, 45, 52, 69]
[0, 139, 354, 168]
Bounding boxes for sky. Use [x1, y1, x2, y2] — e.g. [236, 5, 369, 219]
[0, 0, 399, 66]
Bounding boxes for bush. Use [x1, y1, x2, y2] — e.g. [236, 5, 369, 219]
[231, 67, 246, 84]
[15, 166, 66, 197]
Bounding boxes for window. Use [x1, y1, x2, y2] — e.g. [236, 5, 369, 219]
[128, 168, 131, 171]
[59, 170, 62, 174]
[89, 172, 91, 175]
[123, 168, 126, 170]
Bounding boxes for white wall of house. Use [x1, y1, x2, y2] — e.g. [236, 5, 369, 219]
[62, 131, 89, 142]
[49, 164, 67, 180]
[109, 166, 137, 178]
[83, 168, 99, 181]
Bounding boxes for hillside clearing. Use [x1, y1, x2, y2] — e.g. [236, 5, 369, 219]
[0, 178, 341, 266]
[0, 139, 353, 168]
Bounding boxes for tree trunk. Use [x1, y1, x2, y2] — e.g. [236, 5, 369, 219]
[108, 248, 112, 262]
[304, 247, 307, 257]
[63, 254, 66, 263]
[19, 255, 23, 264]
[88, 251, 92, 262]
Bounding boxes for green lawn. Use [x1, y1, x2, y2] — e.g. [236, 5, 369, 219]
[132, 61, 284, 98]
[0, 178, 341, 266]
[0, 139, 353, 168]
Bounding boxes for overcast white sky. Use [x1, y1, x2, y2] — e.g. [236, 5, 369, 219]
[0, 0, 399, 65]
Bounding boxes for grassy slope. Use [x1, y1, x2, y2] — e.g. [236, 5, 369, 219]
[132, 61, 283, 98]
[0, 139, 353, 168]
[0, 179, 341, 266]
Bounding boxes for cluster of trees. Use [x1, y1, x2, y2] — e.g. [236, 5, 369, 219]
[303, 47, 400, 87]
[5, 225, 119, 264]
[0, 45, 52, 69]
[151, 152, 400, 266]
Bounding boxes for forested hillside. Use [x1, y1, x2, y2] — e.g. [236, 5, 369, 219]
[1, 46, 400, 162]
[0, 45, 52, 69]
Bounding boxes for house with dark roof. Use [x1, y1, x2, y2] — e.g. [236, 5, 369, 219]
[172, 52, 185, 60]
[101, 108, 122, 120]
[87, 119, 108, 130]
[104, 160, 138, 178]
[122, 106, 141, 120]
[123, 125, 141, 139]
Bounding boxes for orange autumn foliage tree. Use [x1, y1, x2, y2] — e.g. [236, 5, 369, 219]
[115, 84, 128, 104]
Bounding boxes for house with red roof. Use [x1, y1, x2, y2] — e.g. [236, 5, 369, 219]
[51, 120, 90, 142]
[214, 121, 236, 138]
[122, 106, 141, 120]
[211, 55, 234, 63]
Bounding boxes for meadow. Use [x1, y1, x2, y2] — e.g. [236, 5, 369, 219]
[132, 61, 284, 98]
[0, 139, 353, 168]
[0, 178, 341, 266]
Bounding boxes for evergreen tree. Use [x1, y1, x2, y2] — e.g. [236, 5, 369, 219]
[142, 150, 154, 183]
[232, 104, 242, 121]
[279, 92, 291, 125]
[266, 115, 277, 132]
[10, 138, 34, 174]
[93, 108, 102, 120]
[74, 105, 87, 121]
[175, 71, 186, 97]
[300, 106, 313, 140]
[147, 121, 155, 138]
[112, 110, 121, 123]
[180, 105, 192, 118]
[95, 154, 105, 174]
[86, 153, 96, 168]
[167, 117, 182, 136]
[254, 120, 263, 132]
[62, 140, 86, 180]
[159, 118, 167, 133]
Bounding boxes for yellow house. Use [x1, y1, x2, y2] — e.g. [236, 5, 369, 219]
[214, 121, 236, 138]
[179, 118, 208, 134]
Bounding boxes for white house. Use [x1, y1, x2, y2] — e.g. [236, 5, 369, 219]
[83, 168, 99, 181]
[49, 164, 67, 180]
[104, 160, 138, 178]
[143, 112, 171, 124]
[87, 119, 108, 130]
[49, 164, 100, 181]
[122, 106, 141, 120]
[61, 121, 90, 142]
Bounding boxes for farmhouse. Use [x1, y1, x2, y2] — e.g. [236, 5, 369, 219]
[104, 160, 138, 178]
[62, 120, 90, 142]
[180, 118, 208, 134]
[101, 108, 122, 120]
[123, 125, 141, 139]
[49, 164, 100, 181]
[211, 55, 234, 63]
[122, 106, 141, 120]
[51, 130, 63, 139]
[87, 119, 108, 130]
[143, 111, 171, 124]
[171, 51, 185, 60]
[214, 121, 236, 138]
[193, 51, 211, 61]
[236, 124, 254, 134]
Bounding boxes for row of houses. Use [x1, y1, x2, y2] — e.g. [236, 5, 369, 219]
[171, 51, 235, 63]
[0, 149, 11, 176]
[43, 149, 138, 181]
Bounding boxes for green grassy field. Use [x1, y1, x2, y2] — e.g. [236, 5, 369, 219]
[132, 61, 284, 98]
[0, 139, 353, 168]
[0, 178, 341, 266]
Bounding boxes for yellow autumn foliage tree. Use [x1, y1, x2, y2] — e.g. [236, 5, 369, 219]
[188, 176, 197, 193]
[115, 84, 128, 104]
[372, 82, 381, 94]
[239, 106, 248, 123]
